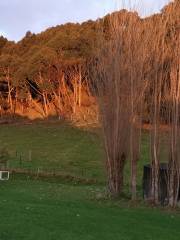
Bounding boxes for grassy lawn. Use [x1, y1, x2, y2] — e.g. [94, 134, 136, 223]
[0, 179, 180, 240]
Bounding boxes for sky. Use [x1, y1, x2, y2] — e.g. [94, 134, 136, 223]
[0, 0, 171, 42]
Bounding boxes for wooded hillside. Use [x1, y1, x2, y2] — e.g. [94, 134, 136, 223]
[0, 0, 179, 123]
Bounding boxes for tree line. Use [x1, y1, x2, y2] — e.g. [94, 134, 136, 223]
[91, 0, 180, 206]
[0, 1, 178, 123]
[0, 19, 99, 119]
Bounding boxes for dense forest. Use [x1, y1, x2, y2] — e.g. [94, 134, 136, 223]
[0, 0, 179, 123]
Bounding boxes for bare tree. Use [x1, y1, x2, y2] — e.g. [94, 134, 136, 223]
[90, 11, 148, 198]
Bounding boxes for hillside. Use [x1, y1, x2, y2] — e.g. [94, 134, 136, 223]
[0, 0, 179, 123]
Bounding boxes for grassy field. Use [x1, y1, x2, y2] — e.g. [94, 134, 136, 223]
[0, 121, 150, 187]
[0, 179, 180, 240]
[0, 121, 179, 240]
[0, 121, 105, 181]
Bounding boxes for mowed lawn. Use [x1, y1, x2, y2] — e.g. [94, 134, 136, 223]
[0, 179, 180, 240]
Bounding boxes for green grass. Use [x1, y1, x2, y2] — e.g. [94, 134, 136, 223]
[0, 121, 151, 187]
[0, 121, 105, 181]
[0, 121, 179, 239]
[0, 179, 180, 240]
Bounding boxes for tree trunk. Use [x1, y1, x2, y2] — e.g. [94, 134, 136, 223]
[78, 66, 82, 107]
[108, 153, 126, 198]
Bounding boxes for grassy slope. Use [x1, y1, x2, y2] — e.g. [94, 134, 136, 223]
[0, 121, 105, 181]
[0, 121, 150, 187]
[0, 179, 180, 240]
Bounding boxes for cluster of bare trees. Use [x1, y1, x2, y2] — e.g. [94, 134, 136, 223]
[0, 62, 90, 120]
[91, 11, 147, 198]
[148, 1, 180, 207]
[92, 1, 180, 206]
[30, 64, 84, 119]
